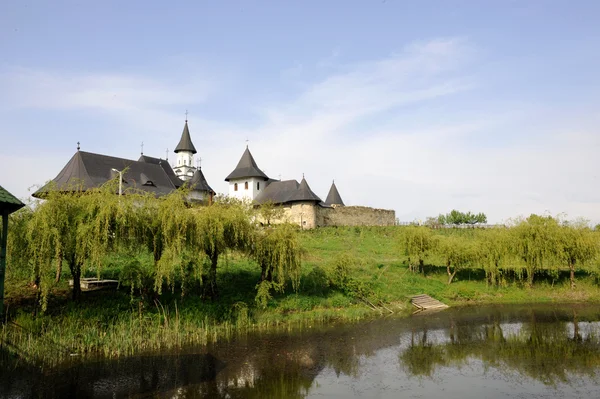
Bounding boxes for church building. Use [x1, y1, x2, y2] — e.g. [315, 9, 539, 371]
[33, 119, 215, 204]
[34, 119, 395, 228]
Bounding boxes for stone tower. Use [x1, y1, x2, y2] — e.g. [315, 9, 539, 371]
[225, 146, 269, 201]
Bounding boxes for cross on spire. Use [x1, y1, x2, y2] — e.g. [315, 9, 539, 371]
[185, 109, 188, 122]
[197, 157, 202, 168]
[245, 137, 249, 147]
[141, 141, 144, 155]
[166, 148, 169, 161]
[77, 141, 80, 151]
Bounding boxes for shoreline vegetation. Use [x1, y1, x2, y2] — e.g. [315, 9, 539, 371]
[2, 187, 600, 365]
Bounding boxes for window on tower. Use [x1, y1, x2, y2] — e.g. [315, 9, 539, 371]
[234, 183, 238, 191]
[244, 181, 248, 190]
[257, 182, 260, 190]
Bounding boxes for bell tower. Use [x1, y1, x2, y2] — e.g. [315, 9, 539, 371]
[173, 114, 197, 182]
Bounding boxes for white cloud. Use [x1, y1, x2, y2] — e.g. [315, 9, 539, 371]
[1, 37, 599, 224]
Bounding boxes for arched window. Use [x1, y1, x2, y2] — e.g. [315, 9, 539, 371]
[257, 182, 260, 190]
[244, 181, 248, 190]
[234, 183, 238, 191]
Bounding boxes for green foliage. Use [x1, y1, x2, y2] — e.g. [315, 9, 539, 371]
[435, 235, 479, 284]
[557, 225, 599, 288]
[401, 226, 435, 272]
[327, 254, 374, 302]
[256, 201, 285, 226]
[511, 215, 562, 286]
[438, 210, 487, 225]
[478, 228, 514, 286]
[252, 224, 302, 307]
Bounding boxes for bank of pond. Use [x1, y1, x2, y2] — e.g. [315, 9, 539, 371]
[3, 304, 600, 398]
[3, 189, 600, 364]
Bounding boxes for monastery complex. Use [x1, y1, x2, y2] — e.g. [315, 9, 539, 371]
[34, 120, 395, 228]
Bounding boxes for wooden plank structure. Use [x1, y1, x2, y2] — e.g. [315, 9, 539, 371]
[69, 277, 119, 292]
[411, 294, 449, 313]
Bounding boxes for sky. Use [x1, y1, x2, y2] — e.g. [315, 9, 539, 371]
[1, 0, 599, 224]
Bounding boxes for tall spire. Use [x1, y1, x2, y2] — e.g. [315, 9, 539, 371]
[174, 119, 197, 154]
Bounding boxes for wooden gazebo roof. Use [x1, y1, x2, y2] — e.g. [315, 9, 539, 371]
[0, 185, 24, 215]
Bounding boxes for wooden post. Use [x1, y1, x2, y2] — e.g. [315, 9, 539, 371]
[0, 211, 8, 320]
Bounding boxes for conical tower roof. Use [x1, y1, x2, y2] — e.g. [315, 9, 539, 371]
[225, 147, 269, 181]
[325, 181, 344, 206]
[189, 167, 214, 194]
[287, 177, 322, 203]
[174, 121, 197, 154]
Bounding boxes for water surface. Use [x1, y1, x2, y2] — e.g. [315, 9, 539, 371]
[3, 304, 600, 398]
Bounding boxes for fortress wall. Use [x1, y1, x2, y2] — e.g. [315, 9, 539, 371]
[319, 205, 396, 227]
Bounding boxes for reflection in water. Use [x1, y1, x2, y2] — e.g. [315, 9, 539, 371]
[400, 309, 600, 385]
[3, 305, 600, 398]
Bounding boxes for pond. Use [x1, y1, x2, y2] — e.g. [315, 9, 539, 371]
[3, 304, 600, 398]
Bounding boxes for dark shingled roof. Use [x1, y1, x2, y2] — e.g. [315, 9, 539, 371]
[138, 155, 183, 188]
[225, 147, 269, 181]
[0, 185, 25, 214]
[254, 177, 321, 205]
[33, 151, 177, 198]
[325, 181, 344, 206]
[254, 180, 299, 204]
[287, 178, 322, 203]
[189, 168, 214, 194]
[174, 121, 197, 154]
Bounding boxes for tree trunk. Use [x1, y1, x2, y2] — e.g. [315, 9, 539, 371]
[419, 258, 425, 274]
[203, 252, 219, 299]
[153, 235, 163, 266]
[69, 258, 82, 301]
[569, 262, 576, 289]
[55, 250, 63, 283]
[260, 262, 273, 282]
[448, 270, 457, 284]
[526, 266, 534, 288]
[447, 261, 456, 284]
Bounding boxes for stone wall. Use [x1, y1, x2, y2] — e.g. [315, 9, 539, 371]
[256, 203, 395, 229]
[319, 205, 396, 227]
[281, 202, 318, 229]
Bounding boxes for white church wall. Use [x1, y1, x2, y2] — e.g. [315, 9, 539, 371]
[228, 177, 264, 201]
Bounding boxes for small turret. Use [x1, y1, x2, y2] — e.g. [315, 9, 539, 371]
[325, 181, 344, 206]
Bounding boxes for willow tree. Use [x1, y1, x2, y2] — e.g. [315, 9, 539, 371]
[436, 235, 479, 284]
[479, 228, 513, 286]
[152, 189, 201, 295]
[558, 225, 599, 289]
[510, 215, 562, 287]
[193, 201, 254, 299]
[6, 205, 33, 280]
[252, 223, 302, 307]
[25, 181, 144, 307]
[402, 226, 435, 273]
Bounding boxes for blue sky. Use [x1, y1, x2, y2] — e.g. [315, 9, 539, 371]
[1, 0, 599, 223]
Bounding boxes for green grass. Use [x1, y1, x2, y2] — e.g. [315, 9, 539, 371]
[3, 226, 600, 365]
